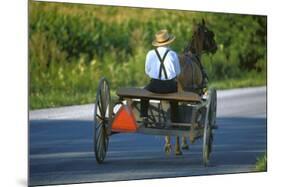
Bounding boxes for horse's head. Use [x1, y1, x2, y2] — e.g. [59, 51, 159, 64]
[188, 19, 217, 55]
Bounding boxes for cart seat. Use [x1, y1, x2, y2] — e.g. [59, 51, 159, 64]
[116, 87, 201, 102]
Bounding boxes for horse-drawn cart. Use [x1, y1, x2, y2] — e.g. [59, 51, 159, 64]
[93, 77, 217, 166]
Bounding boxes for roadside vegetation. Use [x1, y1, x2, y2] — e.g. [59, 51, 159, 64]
[29, 1, 267, 109]
[255, 153, 267, 171]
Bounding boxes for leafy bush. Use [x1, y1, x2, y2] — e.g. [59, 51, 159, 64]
[255, 153, 267, 171]
[29, 1, 266, 109]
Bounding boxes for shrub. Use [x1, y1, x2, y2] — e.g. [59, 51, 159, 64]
[29, 1, 267, 109]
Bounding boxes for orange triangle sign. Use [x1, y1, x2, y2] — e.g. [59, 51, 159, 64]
[111, 105, 138, 132]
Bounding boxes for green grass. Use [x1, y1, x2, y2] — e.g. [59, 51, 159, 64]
[28, 1, 267, 110]
[30, 89, 96, 109]
[255, 153, 267, 172]
[209, 74, 266, 90]
[30, 76, 266, 110]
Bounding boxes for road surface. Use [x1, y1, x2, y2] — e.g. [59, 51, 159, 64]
[29, 86, 266, 186]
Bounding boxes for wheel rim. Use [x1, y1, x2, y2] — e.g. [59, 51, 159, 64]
[94, 78, 111, 163]
[203, 122, 211, 166]
[209, 89, 217, 127]
[203, 89, 216, 166]
[208, 89, 216, 155]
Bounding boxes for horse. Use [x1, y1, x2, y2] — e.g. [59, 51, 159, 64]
[164, 19, 218, 155]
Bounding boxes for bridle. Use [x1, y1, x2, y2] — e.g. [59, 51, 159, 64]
[185, 24, 216, 57]
[182, 23, 216, 90]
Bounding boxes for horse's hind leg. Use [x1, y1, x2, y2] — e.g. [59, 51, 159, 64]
[175, 136, 183, 155]
[181, 136, 189, 150]
[164, 136, 172, 154]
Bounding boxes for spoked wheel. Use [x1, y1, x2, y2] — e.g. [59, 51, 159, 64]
[93, 78, 112, 164]
[202, 88, 216, 166]
[209, 88, 217, 129]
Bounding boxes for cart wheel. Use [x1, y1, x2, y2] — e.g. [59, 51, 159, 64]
[209, 89, 217, 128]
[93, 78, 112, 164]
[202, 88, 216, 166]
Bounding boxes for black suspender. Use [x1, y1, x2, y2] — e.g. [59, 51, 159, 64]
[155, 49, 170, 80]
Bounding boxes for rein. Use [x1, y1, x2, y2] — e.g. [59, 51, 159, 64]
[182, 29, 211, 90]
[185, 36, 200, 59]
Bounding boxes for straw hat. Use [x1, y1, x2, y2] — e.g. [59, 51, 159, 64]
[152, 29, 176, 47]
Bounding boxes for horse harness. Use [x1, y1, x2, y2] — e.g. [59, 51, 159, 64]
[185, 43, 209, 84]
[154, 49, 170, 80]
[181, 52, 208, 95]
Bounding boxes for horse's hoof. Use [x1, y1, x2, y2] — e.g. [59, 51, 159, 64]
[181, 144, 189, 150]
[175, 149, 183, 156]
[164, 144, 172, 154]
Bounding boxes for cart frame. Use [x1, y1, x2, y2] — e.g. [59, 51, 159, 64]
[93, 77, 217, 166]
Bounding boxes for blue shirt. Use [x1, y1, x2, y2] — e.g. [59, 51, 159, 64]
[145, 46, 180, 80]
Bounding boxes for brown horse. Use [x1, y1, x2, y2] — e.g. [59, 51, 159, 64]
[164, 19, 217, 155]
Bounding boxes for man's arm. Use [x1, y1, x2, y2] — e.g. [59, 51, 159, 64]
[145, 52, 151, 76]
[174, 53, 181, 76]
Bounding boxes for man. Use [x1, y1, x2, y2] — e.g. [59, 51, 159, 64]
[141, 29, 181, 126]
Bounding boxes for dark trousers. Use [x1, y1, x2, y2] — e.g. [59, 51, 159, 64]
[140, 78, 178, 122]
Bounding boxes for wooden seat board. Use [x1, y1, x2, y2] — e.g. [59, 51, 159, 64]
[116, 87, 201, 102]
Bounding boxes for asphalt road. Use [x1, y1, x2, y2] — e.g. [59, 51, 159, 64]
[29, 86, 267, 186]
